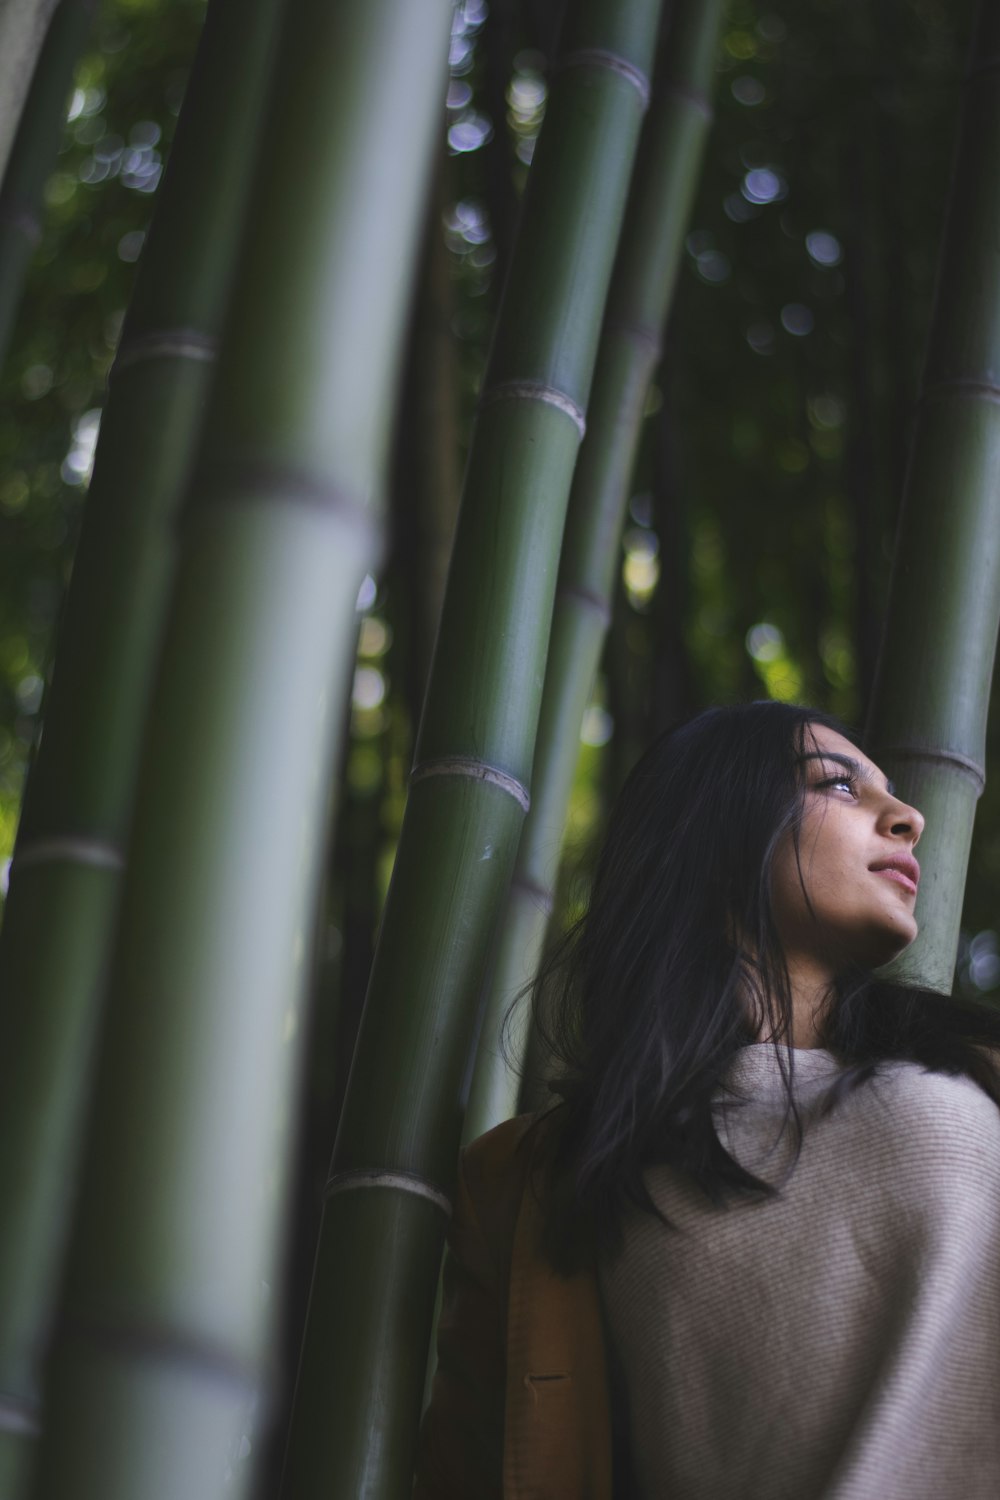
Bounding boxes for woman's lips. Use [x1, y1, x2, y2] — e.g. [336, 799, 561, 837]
[871, 867, 918, 896]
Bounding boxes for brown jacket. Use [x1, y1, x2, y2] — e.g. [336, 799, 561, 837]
[413, 1114, 619, 1500]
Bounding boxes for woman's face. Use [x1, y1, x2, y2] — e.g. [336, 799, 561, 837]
[770, 723, 925, 972]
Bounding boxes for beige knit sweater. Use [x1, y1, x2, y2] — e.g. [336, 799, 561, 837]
[598, 1045, 1000, 1498]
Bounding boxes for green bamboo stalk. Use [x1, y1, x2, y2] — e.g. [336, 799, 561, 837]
[0, 0, 95, 371]
[464, 0, 724, 1140]
[0, 2, 282, 1493]
[0, 0, 59, 188]
[28, 2, 449, 1488]
[866, 0, 1000, 993]
[404, 165, 463, 703]
[279, 4, 663, 1496]
[27, 6, 451, 1499]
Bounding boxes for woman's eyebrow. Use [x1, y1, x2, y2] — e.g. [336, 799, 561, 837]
[796, 750, 894, 795]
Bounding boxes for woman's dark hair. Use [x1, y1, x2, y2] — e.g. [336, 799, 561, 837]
[514, 700, 1000, 1274]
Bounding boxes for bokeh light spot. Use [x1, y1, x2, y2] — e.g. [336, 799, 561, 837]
[806, 229, 842, 267]
[741, 168, 787, 205]
[732, 76, 766, 106]
[780, 303, 814, 336]
[747, 622, 784, 662]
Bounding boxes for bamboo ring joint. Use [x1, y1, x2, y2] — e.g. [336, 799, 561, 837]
[409, 755, 531, 813]
[0, 1394, 40, 1437]
[479, 380, 587, 439]
[112, 327, 219, 376]
[11, 836, 125, 873]
[324, 1169, 452, 1218]
[873, 745, 986, 796]
[556, 47, 651, 109]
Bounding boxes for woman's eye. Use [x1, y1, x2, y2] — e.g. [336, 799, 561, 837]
[818, 775, 856, 795]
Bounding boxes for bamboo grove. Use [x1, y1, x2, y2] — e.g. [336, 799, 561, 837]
[0, 0, 999, 1496]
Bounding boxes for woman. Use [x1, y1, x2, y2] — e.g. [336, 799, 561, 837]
[414, 701, 1000, 1499]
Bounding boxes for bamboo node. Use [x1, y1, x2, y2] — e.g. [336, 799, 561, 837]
[604, 314, 662, 361]
[324, 1168, 452, 1217]
[58, 1311, 262, 1395]
[556, 582, 612, 626]
[112, 327, 219, 376]
[556, 47, 651, 109]
[660, 79, 714, 121]
[873, 744, 986, 796]
[919, 376, 1000, 408]
[0, 197, 42, 246]
[410, 755, 531, 812]
[185, 454, 378, 535]
[511, 873, 555, 915]
[479, 380, 586, 438]
[11, 836, 125, 873]
[0, 1392, 40, 1437]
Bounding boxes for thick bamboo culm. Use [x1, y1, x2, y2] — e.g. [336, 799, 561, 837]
[464, 0, 725, 1141]
[28, 5, 451, 1499]
[0, 0, 59, 186]
[278, 4, 663, 1496]
[0, 0, 96, 370]
[866, 0, 1000, 993]
[0, 2, 281, 1494]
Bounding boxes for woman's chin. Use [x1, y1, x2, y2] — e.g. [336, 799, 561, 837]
[866, 916, 919, 969]
[830, 914, 919, 973]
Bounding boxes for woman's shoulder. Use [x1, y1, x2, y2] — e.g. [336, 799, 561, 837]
[458, 1110, 558, 1257]
[868, 1049, 1000, 1142]
[461, 1110, 548, 1193]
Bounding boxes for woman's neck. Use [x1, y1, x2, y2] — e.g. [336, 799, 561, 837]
[756, 952, 837, 1049]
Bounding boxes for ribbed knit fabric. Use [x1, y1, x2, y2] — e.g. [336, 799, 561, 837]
[597, 1045, 1000, 1498]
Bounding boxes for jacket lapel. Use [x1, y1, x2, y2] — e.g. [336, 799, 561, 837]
[503, 1157, 614, 1500]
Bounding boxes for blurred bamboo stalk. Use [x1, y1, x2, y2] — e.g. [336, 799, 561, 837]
[29, 4, 451, 1499]
[0, 0, 59, 187]
[277, 4, 662, 1496]
[0, 1, 281, 1493]
[398, 162, 463, 718]
[0, 0, 96, 372]
[465, 0, 725, 1139]
[867, 0, 1000, 991]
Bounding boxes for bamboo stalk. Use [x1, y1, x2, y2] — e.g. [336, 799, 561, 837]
[28, 6, 451, 1499]
[0, 0, 95, 371]
[0, 2, 281, 1493]
[465, 0, 724, 1140]
[866, 0, 1000, 993]
[0, 0, 59, 188]
[278, 4, 663, 1496]
[396, 161, 462, 718]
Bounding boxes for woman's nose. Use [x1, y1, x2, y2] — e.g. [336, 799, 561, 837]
[887, 798, 925, 845]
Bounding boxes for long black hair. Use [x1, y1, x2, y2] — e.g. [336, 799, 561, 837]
[515, 700, 1000, 1273]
